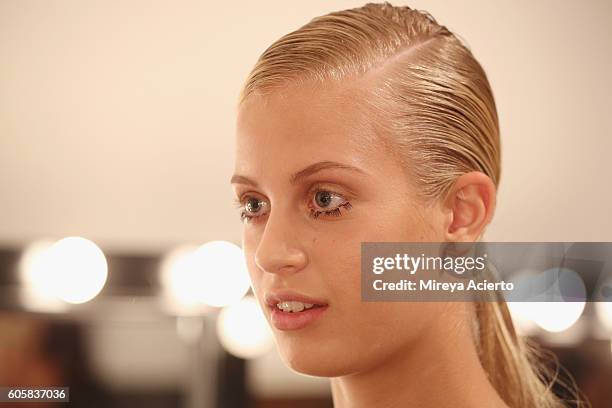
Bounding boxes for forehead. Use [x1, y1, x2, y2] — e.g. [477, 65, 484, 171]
[235, 81, 388, 175]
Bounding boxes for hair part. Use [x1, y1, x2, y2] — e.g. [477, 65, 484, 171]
[239, 3, 586, 407]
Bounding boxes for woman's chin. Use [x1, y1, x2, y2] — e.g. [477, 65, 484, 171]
[276, 341, 356, 377]
[282, 355, 345, 377]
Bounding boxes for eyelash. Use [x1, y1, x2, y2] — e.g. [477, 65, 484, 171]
[232, 189, 353, 223]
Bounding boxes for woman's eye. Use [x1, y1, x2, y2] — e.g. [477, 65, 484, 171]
[234, 189, 352, 224]
[236, 196, 269, 223]
[310, 190, 352, 219]
[313, 190, 340, 209]
[245, 197, 263, 213]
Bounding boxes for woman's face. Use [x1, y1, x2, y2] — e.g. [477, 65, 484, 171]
[232, 81, 449, 376]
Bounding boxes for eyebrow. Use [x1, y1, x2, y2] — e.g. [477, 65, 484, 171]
[230, 160, 367, 187]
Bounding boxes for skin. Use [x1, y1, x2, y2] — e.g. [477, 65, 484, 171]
[231, 79, 507, 408]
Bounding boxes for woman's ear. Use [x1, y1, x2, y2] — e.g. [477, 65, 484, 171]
[442, 171, 496, 242]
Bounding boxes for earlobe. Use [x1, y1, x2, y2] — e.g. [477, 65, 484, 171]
[443, 172, 496, 242]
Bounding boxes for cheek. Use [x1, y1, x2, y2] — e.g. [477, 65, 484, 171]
[306, 210, 442, 366]
[374, 204, 437, 242]
[314, 205, 429, 304]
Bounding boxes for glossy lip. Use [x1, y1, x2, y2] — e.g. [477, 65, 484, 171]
[270, 305, 328, 331]
[264, 289, 330, 331]
[264, 289, 329, 309]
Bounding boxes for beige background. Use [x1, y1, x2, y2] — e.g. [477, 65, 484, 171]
[1, 0, 611, 253]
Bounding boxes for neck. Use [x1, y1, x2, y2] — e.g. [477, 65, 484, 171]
[330, 305, 508, 408]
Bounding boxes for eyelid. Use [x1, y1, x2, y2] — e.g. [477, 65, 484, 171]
[235, 190, 267, 204]
[236, 184, 350, 204]
[307, 183, 352, 202]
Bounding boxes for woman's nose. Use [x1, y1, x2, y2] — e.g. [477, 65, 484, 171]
[254, 209, 308, 276]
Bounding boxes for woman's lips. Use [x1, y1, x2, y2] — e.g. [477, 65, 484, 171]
[270, 304, 329, 331]
[264, 289, 328, 308]
[264, 289, 329, 330]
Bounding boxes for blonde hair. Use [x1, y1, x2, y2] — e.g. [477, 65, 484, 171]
[238, 2, 586, 407]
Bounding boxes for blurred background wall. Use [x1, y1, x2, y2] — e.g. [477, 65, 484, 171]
[1, 1, 611, 407]
[1, 0, 611, 252]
